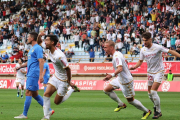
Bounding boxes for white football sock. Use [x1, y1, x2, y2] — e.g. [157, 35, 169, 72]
[148, 93, 155, 107]
[129, 99, 149, 113]
[151, 90, 161, 112]
[60, 88, 74, 103]
[43, 96, 51, 119]
[21, 90, 24, 96]
[104, 91, 124, 106]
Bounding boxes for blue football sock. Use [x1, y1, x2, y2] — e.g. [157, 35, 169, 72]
[34, 95, 43, 106]
[23, 96, 32, 116]
[44, 86, 47, 92]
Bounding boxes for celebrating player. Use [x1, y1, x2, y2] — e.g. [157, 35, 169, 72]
[14, 32, 52, 119]
[43, 56, 50, 92]
[14, 58, 27, 98]
[38, 34, 80, 120]
[129, 32, 180, 119]
[103, 40, 151, 120]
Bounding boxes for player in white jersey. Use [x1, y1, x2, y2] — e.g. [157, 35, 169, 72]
[130, 32, 180, 119]
[38, 34, 80, 120]
[103, 41, 151, 120]
[14, 58, 27, 98]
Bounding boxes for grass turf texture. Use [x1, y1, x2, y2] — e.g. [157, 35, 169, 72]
[0, 89, 180, 120]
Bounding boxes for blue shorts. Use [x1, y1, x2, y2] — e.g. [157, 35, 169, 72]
[26, 77, 39, 91]
[43, 78, 49, 84]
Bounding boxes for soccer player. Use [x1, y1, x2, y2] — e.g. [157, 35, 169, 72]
[14, 58, 27, 98]
[103, 40, 151, 120]
[43, 56, 50, 92]
[14, 32, 49, 119]
[38, 34, 80, 120]
[129, 32, 180, 119]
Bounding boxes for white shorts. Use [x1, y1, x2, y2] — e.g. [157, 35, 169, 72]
[48, 76, 69, 96]
[110, 77, 135, 98]
[15, 78, 25, 86]
[147, 71, 164, 86]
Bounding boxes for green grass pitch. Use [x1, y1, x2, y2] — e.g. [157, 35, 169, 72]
[0, 89, 180, 120]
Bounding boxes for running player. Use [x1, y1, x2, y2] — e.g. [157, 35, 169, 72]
[103, 40, 151, 120]
[14, 58, 26, 98]
[14, 32, 50, 119]
[129, 32, 180, 119]
[43, 56, 50, 92]
[38, 34, 80, 120]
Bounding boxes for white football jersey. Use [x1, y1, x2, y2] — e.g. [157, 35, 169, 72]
[140, 43, 169, 73]
[15, 63, 26, 78]
[112, 51, 133, 84]
[49, 48, 69, 81]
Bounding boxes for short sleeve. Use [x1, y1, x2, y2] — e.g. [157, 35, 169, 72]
[159, 45, 169, 53]
[114, 55, 122, 68]
[36, 46, 43, 59]
[139, 49, 144, 60]
[22, 67, 27, 72]
[59, 56, 69, 69]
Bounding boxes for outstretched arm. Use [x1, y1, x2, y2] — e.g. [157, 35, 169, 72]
[129, 60, 143, 70]
[168, 50, 180, 58]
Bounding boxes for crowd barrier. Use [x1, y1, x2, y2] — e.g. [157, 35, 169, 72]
[0, 79, 179, 92]
[0, 62, 179, 75]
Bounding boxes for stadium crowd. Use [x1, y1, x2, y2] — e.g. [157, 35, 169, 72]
[0, 0, 180, 63]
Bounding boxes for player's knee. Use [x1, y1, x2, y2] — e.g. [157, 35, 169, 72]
[54, 99, 60, 105]
[150, 90, 157, 96]
[127, 97, 134, 103]
[103, 90, 109, 95]
[43, 92, 50, 97]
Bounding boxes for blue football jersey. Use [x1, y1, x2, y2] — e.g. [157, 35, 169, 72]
[27, 44, 43, 78]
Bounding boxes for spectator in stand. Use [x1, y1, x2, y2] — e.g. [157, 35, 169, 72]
[84, 42, 90, 52]
[170, 35, 176, 50]
[88, 48, 95, 62]
[166, 37, 171, 49]
[68, 46, 74, 56]
[89, 36, 94, 50]
[175, 36, 180, 47]
[130, 43, 140, 57]
[60, 41, 66, 52]
[65, 51, 72, 62]
[66, 26, 71, 41]
[115, 39, 123, 52]
[73, 32, 80, 48]
[3, 31, 8, 48]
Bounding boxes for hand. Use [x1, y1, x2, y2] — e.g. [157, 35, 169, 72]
[129, 66, 136, 70]
[20, 69, 23, 73]
[69, 82, 75, 88]
[39, 31, 46, 36]
[103, 73, 112, 81]
[14, 74, 16, 77]
[39, 75, 44, 83]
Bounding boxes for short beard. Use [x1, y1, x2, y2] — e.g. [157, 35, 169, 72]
[27, 40, 32, 45]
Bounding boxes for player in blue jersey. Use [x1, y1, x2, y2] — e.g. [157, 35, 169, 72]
[43, 56, 50, 92]
[14, 32, 54, 119]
